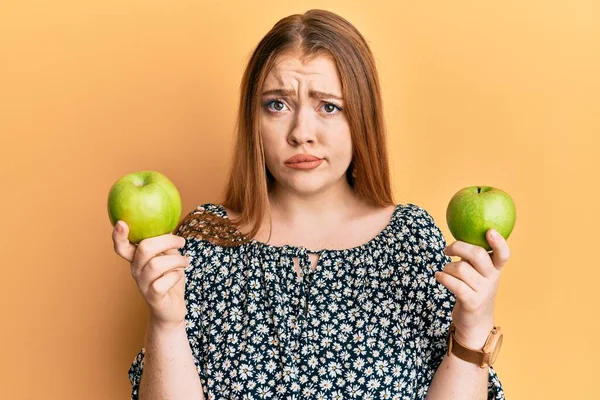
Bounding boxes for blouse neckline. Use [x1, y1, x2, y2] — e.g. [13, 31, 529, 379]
[218, 204, 403, 255]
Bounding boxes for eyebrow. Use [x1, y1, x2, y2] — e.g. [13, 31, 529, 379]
[261, 88, 343, 101]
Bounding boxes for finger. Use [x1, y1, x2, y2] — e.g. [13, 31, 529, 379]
[486, 229, 511, 270]
[136, 254, 190, 291]
[149, 268, 185, 298]
[163, 248, 183, 256]
[444, 241, 496, 278]
[132, 235, 186, 274]
[435, 270, 476, 303]
[442, 261, 486, 292]
[112, 221, 136, 263]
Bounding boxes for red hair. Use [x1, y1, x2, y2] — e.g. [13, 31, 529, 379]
[178, 9, 395, 246]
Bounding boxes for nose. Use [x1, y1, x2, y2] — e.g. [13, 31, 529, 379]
[287, 107, 317, 146]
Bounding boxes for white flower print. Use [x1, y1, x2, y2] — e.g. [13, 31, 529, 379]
[238, 363, 254, 380]
[128, 203, 505, 400]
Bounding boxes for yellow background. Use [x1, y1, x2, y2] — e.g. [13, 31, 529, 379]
[1, 1, 598, 398]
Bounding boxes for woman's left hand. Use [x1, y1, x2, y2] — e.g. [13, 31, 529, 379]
[435, 228, 510, 343]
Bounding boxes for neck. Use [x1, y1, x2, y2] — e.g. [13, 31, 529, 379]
[268, 179, 363, 226]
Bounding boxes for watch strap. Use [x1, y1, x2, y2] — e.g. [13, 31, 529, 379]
[447, 323, 500, 368]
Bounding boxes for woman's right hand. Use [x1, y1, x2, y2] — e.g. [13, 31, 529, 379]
[112, 220, 190, 331]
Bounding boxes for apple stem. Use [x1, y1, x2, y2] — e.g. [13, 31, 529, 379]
[478, 187, 481, 194]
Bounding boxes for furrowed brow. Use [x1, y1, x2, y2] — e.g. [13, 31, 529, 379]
[261, 88, 295, 97]
[309, 90, 343, 101]
[261, 88, 343, 101]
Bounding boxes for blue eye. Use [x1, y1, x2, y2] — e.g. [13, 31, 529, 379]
[263, 99, 343, 115]
[265, 100, 287, 112]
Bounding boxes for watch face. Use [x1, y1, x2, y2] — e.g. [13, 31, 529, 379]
[490, 334, 504, 364]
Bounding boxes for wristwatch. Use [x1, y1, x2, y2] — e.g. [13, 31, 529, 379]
[446, 322, 504, 368]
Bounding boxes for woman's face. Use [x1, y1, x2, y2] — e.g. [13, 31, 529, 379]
[260, 51, 353, 197]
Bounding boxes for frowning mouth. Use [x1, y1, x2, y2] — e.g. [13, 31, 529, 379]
[284, 153, 323, 164]
[284, 153, 324, 170]
[284, 159, 324, 170]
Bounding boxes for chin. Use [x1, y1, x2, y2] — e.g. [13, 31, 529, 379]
[284, 176, 339, 195]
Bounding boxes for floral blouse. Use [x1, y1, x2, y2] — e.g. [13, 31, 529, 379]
[129, 203, 505, 399]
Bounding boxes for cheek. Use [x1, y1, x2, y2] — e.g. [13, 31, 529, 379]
[262, 145, 278, 170]
[326, 129, 353, 161]
[260, 114, 289, 146]
[260, 123, 279, 157]
[260, 136, 283, 172]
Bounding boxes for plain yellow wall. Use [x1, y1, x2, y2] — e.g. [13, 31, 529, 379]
[1, 1, 598, 398]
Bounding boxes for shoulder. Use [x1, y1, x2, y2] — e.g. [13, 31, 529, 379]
[175, 203, 243, 246]
[393, 203, 444, 233]
[395, 203, 448, 253]
[401, 202, 442, 229]
[182, 203, 227, 222]
[175, 203, 220, 234]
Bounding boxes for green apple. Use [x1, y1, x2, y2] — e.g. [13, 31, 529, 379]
[107, 171, 182, 244]
[446, 186, 516, 251]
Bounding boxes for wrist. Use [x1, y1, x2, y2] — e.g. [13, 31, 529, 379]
[149, 317, 187, 336]
[453, 321, 495, 349]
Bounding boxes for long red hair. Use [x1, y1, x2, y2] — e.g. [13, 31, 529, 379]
[177, 9, 395, 246]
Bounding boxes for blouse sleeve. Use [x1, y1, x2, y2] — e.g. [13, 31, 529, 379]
[411, 206, 505, 400]
[127, 207, 211, 400]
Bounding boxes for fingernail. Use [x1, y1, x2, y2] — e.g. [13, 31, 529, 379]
[116, 222, 122, 233]
[490, 229, 498, 239]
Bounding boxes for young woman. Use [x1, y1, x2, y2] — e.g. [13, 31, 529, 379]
[113, 9, 508, 400]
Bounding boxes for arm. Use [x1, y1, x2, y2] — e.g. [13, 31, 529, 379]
[425, 323, 494, 400]
[138, 318, 205, 400]
[409, 205, 505, 400]
[126, 206, 216, 399]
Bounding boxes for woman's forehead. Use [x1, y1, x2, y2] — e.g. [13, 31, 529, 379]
[263, 53, 342, 95]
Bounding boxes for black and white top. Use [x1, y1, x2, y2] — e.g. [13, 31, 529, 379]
[129, 203, 505, 399]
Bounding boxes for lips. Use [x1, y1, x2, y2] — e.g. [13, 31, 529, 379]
[284, 154, 323, 164]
